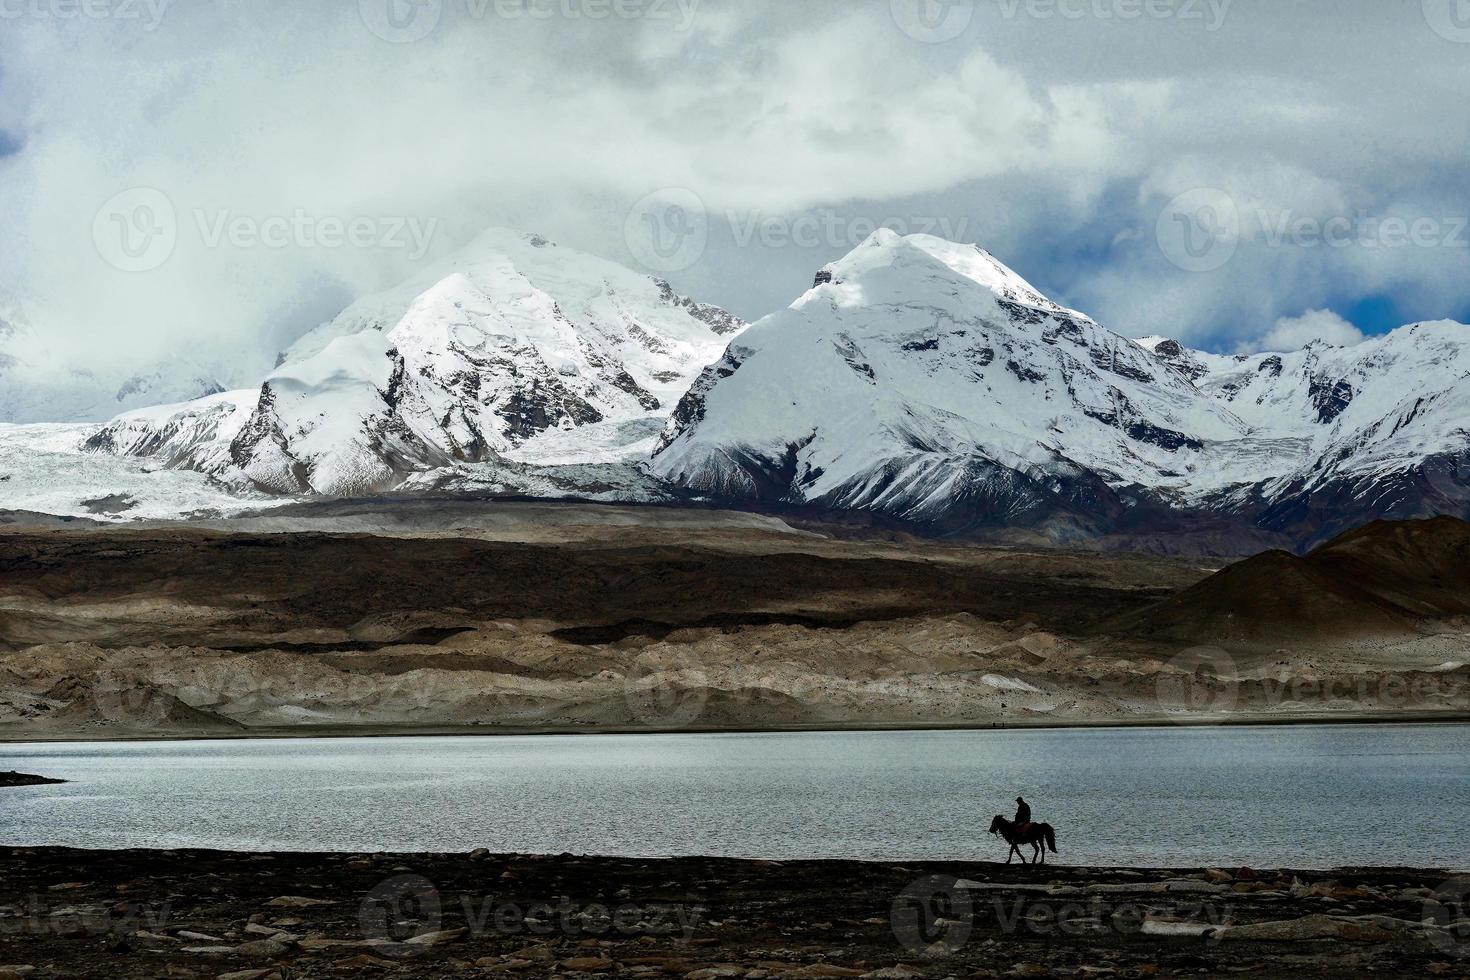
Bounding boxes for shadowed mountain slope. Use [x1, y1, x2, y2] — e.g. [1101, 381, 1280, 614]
[1097, 516, 1470, 646]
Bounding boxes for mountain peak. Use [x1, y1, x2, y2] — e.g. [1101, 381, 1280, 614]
[89, 226, 747, 495]
[802, 231, 1077, 321]
[280, 227, 746, 367]
[652, 232, 1250, 526]
[458, 225, 559, 254]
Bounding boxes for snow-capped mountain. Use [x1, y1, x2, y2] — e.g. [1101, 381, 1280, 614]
[0, 292, 229, 424]
[86, 229, 746, 495]
[74, 226, 1470, 550]
[1142, 325, 1470, 546]
[651, 230, 1470, 548]
[650, 229, 1249, 534]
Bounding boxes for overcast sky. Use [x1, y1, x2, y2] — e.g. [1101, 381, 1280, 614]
[2, 0, 1468, 381]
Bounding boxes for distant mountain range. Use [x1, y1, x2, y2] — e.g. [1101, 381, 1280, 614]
[0, 292, 230, 424]
[52, 228, 1470, 552]
[651, 230, 1470, 551]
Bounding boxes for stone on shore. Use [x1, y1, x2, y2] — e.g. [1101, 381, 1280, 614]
[403, 927, 468, 946]
[1214, 912, 1426, 942]
[263, 896, 333, 908]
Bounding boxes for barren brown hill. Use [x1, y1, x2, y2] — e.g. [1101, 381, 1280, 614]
[0, 523, 1190, 650]
[1097, 516, 1470, 647]
[2, 504, 1465, 736]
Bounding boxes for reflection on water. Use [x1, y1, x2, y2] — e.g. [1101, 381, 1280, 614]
[2, 724, 1468, 869]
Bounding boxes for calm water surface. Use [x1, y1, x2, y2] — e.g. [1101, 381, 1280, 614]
[3, 725, 1468, 868]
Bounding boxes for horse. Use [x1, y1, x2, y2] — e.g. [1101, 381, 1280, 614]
[988, 814, 1058, 865]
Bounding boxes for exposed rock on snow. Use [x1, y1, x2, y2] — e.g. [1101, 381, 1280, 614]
[58, 228, 1470, 548]
[85, 230, 745, 495]
[1153, 321, 1470, 548]
[652, 230, 1470, 546]
[651, 230, 1250, 532]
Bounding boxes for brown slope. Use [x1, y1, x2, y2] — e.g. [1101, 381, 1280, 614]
[1094, 516, 1470, 647]
[1309, 515, 1470, 617]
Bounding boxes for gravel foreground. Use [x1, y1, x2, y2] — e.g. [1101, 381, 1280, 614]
[1, 849, 1468, 979]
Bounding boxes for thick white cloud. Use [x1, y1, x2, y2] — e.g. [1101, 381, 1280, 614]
[1245, 309, 1367, 353]
[0, 0, 1466, 386]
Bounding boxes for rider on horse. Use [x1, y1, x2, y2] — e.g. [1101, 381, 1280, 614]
[1014, 796, 1032, 833]
[989, 796, 1056, 864]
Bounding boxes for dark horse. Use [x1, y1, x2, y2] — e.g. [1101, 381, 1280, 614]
[988, 815, 1058, 864]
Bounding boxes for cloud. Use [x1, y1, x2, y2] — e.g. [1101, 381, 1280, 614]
[0, 1, 1467, 395]
[1243, 309, 1367, 353]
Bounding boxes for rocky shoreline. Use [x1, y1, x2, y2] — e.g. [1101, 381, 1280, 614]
[1, 849, 1468, 978]
[0, 771, 64, 787]
[6, 714, 1470, 746]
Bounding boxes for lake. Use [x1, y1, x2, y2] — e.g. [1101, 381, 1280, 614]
[3, 724, 1468, 869]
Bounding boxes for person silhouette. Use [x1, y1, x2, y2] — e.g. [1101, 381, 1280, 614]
[1014, 796, 1031, 830]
